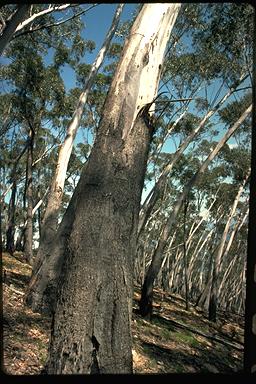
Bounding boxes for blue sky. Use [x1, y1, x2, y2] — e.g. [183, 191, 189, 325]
[2, 4, 251, 205]
[60, 4, 137, 92]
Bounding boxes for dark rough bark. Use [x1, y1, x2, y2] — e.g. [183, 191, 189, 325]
[33, 4, 124, 280]
[25, 3, 181, 316]
[15, 225, 25, 251]
[45, 109, 153, 373]
[139, 236, 168, 318]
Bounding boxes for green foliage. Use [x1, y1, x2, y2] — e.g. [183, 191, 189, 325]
[218, 93, 252, 127]
[172, 113, 202, 136]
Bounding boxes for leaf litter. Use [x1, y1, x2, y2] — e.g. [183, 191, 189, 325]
[2, 252, 243, 374]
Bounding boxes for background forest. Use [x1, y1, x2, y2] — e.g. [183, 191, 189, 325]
[0, 3, 254, 375]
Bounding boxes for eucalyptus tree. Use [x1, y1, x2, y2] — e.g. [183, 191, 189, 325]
[136, 2, 253, 317]
[35, 4, 181, 373]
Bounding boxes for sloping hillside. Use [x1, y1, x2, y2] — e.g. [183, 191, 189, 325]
[2, 252, 243, 374]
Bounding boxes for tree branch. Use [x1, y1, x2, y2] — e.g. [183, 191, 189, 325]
[15, 4, 73, 32]
[13, 4, 98, 39]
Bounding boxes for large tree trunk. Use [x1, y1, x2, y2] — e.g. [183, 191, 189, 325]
[139, 104, 252, 317]
[208, 172, 250, 322]
[26, 4, 181, 374]
[0, 5, 30, 56]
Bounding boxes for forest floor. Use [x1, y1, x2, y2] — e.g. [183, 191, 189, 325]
[2, 252, 244, 375]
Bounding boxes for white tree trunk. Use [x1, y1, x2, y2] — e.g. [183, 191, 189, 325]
[218, 206, 249, 299]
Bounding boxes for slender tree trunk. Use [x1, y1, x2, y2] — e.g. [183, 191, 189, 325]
[187, 227, 214, 289]
[169, 248, 182, 291]
[139, 104, 252, 317]
[218, 208, 249, 298]
[4, 142, 29, 253]
[208, 172, 250, 322]
[6, 167, 17, 254]
[0, 5, 30, 55]
[183, 199, 189, 310]
[23, 128, 34, 264]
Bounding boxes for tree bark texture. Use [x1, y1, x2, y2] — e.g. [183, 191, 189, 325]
[34, 4, 181, 374]
[29, 6, 124, 300]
